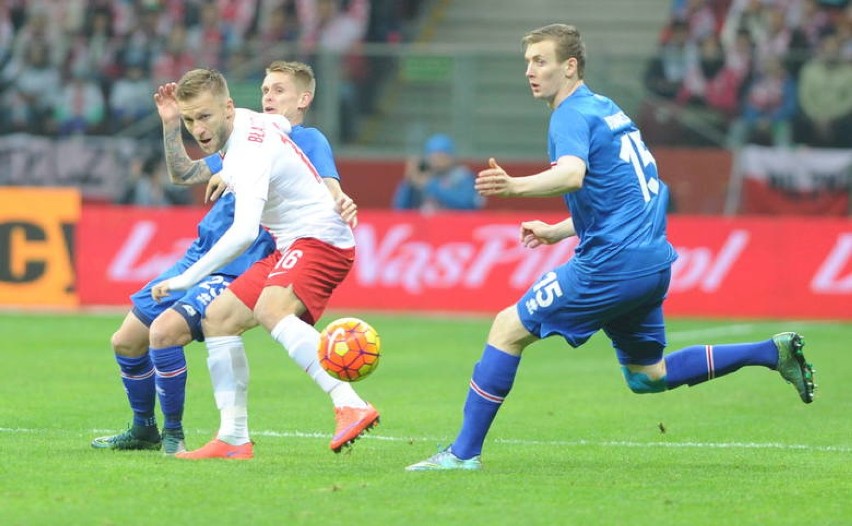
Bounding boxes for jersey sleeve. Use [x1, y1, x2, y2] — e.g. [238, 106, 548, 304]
[203, 154, 223, 174]
[300, 128, 340, 180]
[549, 106, 591, 166]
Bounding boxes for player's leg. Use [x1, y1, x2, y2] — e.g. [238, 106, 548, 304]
[92, 267, 190, 451]
[91, 310, 163, 450]
[660, 332, 813, 402]
[147, 309, 193, 455]
[176, 285, 258, 460]
[406, 306, 535, 471]
[408, 265, 597, 471]
[254, 239, 378, 452]
[609, 269, 814, 402]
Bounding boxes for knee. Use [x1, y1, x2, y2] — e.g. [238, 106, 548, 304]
[486, 306, 533, 356]
[111, 329, 146, 357]
[203, 296, 255, 337]
[253, 300, 278, 332]
[149, 311, 193, 348]
[621, 366, 668, 394]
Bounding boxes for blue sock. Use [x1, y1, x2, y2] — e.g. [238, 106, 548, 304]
[116, 354, 156, 428]
[664, 339, 778, 389]
[451, 345, 521, 460]
[150, 346, 187, 430]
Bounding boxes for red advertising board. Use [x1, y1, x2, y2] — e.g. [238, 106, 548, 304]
[77, 205, 204, 305]
[76, 206, 851, 320]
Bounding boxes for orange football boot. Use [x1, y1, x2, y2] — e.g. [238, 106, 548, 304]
[175, 439, 253, 460]
[330, 404, 380, 452]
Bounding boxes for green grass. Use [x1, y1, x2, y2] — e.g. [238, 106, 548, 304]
[0, 312, 850, 526]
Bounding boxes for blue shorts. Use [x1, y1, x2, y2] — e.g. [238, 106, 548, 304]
[517, 262, 671, 366]
[130, 260, 234, 342]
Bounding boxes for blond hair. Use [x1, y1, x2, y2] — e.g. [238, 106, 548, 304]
[175, 68, 231, 101]
[522, 24, 586, 78]
[265, 60, 316, 95]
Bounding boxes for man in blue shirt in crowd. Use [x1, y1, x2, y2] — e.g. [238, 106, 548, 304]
[407, 23, 815, 471]
[393, 133, 484, 212]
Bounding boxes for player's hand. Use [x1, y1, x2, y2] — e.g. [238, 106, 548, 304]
[205, 174, 227, 203]
[153, 83, 180, 125]
[476, 157, 514, 197]
[336, 192, 358, 228]
[519, 220, 560, 249]
[151, 281, 172, 303]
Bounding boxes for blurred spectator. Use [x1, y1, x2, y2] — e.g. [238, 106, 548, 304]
[152, 25, 196, 86]
[54, 67, 106, 135]
[677, 33, 744, 116]
[298, 0, 369, 53]
[219, 0, 256, 42]
[186, 0, 239, 69]
[645, 19, 692, 100]
[721, 0, 771, 53]
[66, 7, 121, 90]
[119, 3, 165, 73]
[796, 32, 852, 147]
[1, 40, 60, 133]
[257, 1, 300, 49]
[298, 0, 371, 141]
[10, 6, 64, 66]
[118, 154, 192, 207]
[678, 0, 718, 42]
[728, 56, 797, 147]
[393, 134, 484, 212]
[755, 5, 793, 68]
[795, 0, 833, 50]
[109, 62, 154, 131]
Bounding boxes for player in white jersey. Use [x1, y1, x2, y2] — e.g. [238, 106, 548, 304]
[150, 68, 377, 459]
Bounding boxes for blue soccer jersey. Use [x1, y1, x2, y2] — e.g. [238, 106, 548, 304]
[181, 191, 276, 277]
[130, 192, 275, 337]
[289, 124, 340, 180]
[549, 84, 677, 279]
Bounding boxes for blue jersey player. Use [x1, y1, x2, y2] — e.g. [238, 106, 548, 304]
[407, 24, 815, 471]
[91, 190, 275, 454]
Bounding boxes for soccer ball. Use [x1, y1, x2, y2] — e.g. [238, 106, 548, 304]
[317, 317, 381, 382]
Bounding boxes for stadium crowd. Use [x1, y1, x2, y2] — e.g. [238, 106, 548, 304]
[643, 0, 852, 148]
[3, 0, 849, 150]
[0, 0, 420, 138]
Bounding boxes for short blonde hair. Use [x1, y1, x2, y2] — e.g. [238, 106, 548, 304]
[175, 68, 230, 101]
[266, 60, 316, 95]
[522, 24, 586, 78]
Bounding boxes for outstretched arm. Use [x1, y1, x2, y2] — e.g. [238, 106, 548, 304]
[476, 156, 586, 198]
[154, 82, 213, 186]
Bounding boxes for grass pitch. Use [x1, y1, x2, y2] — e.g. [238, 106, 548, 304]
[1, 312, 850, 525]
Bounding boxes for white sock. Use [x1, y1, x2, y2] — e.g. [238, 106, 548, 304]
[270, 315, 367, 409]
[205, 336, 250, 445]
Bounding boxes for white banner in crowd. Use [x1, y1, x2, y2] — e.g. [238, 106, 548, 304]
[0, 133, 142, 201]
[738, 145, 852, 191]
[727, 145, 852, 214]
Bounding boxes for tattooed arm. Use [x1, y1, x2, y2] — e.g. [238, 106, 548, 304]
[154, 83, 212, 186]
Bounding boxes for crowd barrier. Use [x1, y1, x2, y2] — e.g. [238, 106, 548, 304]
[2, 188, 849, 320]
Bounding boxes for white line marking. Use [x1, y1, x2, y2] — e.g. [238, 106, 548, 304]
[6, 427, 841, 454]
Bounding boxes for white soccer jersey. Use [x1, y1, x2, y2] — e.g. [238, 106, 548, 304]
[223, 109, 353, 250]
[166, 108, 354, 292]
